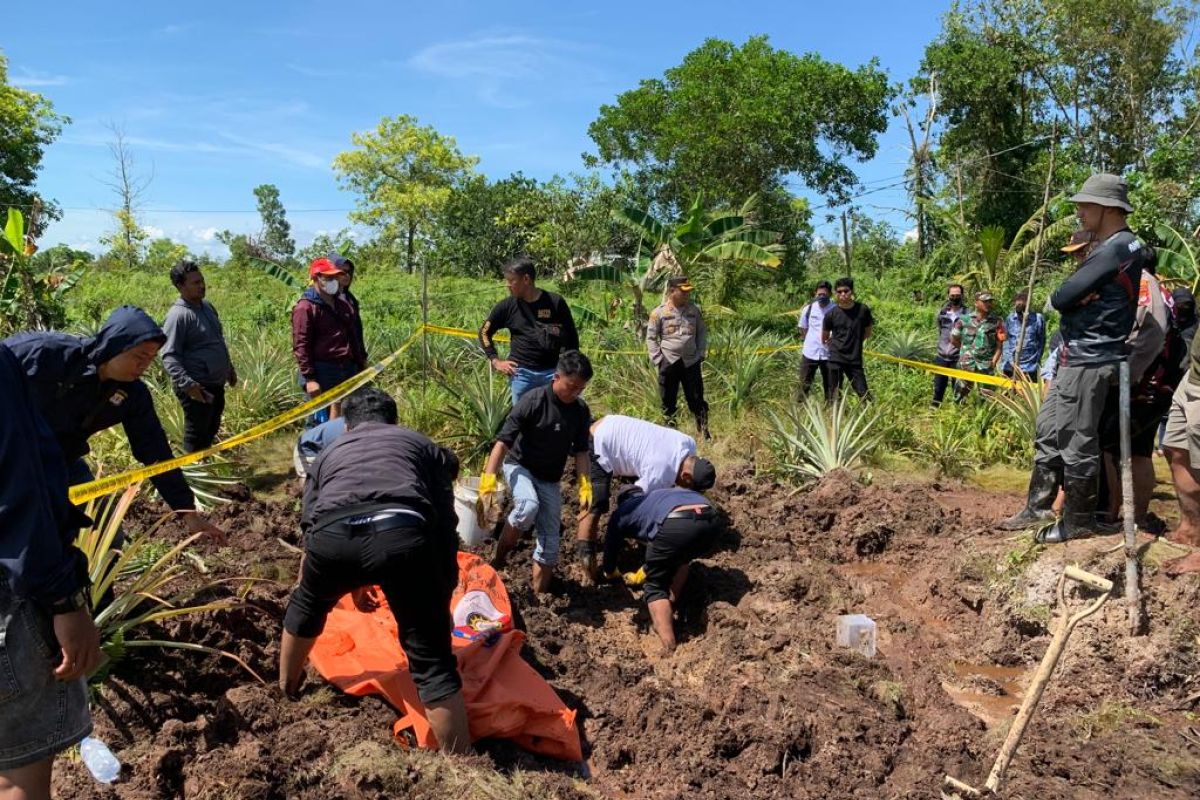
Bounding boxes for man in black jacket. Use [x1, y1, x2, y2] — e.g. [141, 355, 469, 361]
[280, 387, 471, 754]
[3, 306, 224, 542]
[0, 344, 101, 797]
[478, 255, 579, 405]
[1002, 174, 1146, 542]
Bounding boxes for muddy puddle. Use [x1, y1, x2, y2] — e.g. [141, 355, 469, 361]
[943, 662, 1029, 726]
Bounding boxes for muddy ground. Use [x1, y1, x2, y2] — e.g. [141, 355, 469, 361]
[52, 466, 1200, 799]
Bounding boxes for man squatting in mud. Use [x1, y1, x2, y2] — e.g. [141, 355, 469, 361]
[575, 414, 717, 584]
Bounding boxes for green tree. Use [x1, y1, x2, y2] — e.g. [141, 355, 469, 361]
[253, 184, 295, 260]
[333, 115, 478, 274]
[1, 209, 84, 334]
[144, 237, 190, 274]
[0, 53, 69, 238]
[587, 36, 893, 214]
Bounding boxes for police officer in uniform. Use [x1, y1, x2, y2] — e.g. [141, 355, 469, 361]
[648, 276, 710, 439]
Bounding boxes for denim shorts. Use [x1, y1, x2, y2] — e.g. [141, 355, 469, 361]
[0, 582, 91, 770]
[502, 462, 563, 566]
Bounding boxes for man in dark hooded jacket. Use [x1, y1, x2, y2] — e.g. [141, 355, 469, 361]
[2, 306, 225, 541]
[0, 344, 101, 798]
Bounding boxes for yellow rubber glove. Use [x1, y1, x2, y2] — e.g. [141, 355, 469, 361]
[578, 475, 593, 509]
[604, 569, 623, 581]
[476, 473, 500, 526]
[622, 566, 647, 587]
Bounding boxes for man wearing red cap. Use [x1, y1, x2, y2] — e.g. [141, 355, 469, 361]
[292, 258, 367, 424]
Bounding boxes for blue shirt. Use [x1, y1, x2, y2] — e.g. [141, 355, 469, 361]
[297, 417, 347, 462]
[602, 487, 712, 574]
[1000, 311, 1046, 374]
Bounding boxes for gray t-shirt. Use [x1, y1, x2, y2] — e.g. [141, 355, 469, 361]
[161, 298, 232, 389]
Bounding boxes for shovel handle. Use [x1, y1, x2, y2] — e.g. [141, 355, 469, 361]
[1063, 565, 1113, 594]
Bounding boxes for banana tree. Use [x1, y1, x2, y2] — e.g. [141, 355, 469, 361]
[1154, 222, 1200, 294]
[955, 195, 1076, 297]
[567, 194, 784, 331]
[1, 208, 86, 335]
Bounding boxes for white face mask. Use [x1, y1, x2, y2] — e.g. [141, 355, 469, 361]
[320, 278, 340, 296]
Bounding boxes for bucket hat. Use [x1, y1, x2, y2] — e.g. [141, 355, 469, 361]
[1069, 173, 1132, 213]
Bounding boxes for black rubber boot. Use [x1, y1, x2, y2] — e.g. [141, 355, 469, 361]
[999, 464, 1060, 530]
[1039, 476, 1098, 544]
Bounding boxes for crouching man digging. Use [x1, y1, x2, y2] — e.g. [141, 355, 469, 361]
[279, 387, 471, 755]
[575, 414, 717, 583]
[479, 350, 593, 594]
[602, 487, 724, 654]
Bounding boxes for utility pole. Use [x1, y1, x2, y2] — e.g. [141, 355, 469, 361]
[841, 211, 852, 276]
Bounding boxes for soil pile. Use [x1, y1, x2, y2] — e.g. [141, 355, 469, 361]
[53, 469, 1200, 799]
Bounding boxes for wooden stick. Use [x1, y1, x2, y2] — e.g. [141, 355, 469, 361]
[1120, 360, 1144, 636]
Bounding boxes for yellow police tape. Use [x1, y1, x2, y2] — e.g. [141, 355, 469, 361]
[70, 321, 1015, 505]
[420, 322, 1016, 386]
[68, 327, 424, 505]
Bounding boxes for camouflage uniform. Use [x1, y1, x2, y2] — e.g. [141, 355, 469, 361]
[951, 313, 1005, 398]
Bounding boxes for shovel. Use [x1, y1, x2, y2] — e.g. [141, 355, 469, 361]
[942, 565, 1113, 799]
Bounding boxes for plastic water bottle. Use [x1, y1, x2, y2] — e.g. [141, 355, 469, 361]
[79, 736, 121, 784]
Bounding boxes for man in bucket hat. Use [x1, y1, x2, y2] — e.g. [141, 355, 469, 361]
[1001, 174, 1147, 542]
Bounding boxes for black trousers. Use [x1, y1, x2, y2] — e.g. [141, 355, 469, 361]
[643, 515, 722, 604]
[175, 383, 225, 453]
[799, 357, 832, 402]
[659, 359, 709, 425]
[931, 356, 957, 406]
[828, 362, 870, 400]
[283, 515, 462, 704]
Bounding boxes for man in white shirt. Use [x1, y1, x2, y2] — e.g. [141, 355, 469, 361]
[797, 281, 832, 401]
[574, 415, 716, 583]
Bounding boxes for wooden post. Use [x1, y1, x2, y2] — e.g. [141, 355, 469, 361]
[1013, 123, 1057, 372]
[1120, 360, 1144, 635]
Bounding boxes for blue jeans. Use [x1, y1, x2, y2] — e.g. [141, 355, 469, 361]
[300, 360, 360, 427]
[510, 367, 556, 405]
[0, 582, 91, 769]
[502, 462, 563, 566]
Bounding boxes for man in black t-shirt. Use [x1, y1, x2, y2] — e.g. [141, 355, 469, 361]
[478, 256, 580, 405]
[821, 276, 875, 400]
[478, 350, 593, 593]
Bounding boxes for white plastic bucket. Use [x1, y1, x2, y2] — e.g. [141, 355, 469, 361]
[454, 477, 505, 547]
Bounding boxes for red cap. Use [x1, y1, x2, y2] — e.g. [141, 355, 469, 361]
[309, 257, 345, 279]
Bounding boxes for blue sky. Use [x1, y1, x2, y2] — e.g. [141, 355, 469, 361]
[6, 1, 948, 255]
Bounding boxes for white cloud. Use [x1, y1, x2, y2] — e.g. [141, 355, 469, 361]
[10, 68, 71, 88]
[143, 225, 166, 239]
[192, 226, 220, 242]
[903, 226, 918, 242]
[408, 34, 605, 108]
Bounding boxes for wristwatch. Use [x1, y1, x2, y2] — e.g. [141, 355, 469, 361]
[48, 588, 91, 616]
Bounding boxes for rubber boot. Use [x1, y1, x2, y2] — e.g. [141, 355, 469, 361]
[999, 464, 1060, 530]
[1040, 475, 1098, 544]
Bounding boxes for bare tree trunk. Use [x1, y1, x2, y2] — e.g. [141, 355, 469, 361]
[841, 211, 852, 276]
[102, 124, 151, 271]
[406, 219, 416, 274]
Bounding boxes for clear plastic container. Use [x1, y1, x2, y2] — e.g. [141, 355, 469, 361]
[836, 614, 877, 658]
[79, 736, 121, 784]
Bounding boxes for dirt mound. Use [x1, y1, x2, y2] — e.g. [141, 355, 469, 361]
[53, 468, 1200, 799]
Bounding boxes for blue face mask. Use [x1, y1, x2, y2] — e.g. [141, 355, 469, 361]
[816, 295, 830, 305]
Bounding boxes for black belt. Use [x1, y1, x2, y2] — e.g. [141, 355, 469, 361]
[319, 511, 425, 537]
[666, 506, 715, 520]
